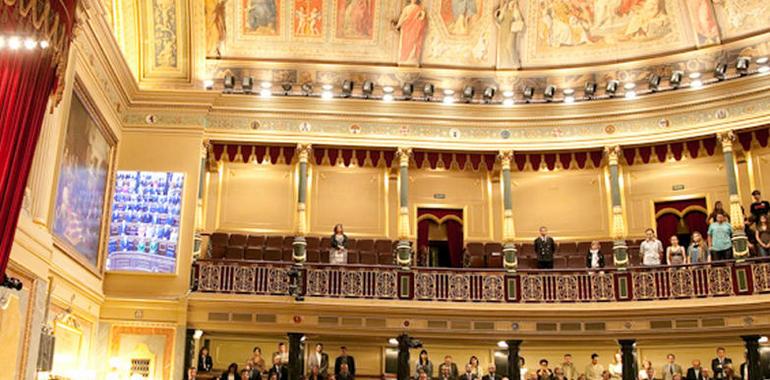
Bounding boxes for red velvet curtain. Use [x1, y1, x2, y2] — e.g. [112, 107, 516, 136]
[416, 208, 464, 268]
[0, 0, 77, 283]
[654, 198, 708, 253]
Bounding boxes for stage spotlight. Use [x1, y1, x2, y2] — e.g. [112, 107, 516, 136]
[442, 89, 455, 105]
[462, 85, 475, 102]
[341, 80, 354, 98]
[423, 83, 435, 100]
[714, 63, 728, 80]
[758, 57, 769, 64]
[383, 86, 395, 102]
[321, 84, 334, 100]
[689, 72, 703, 88]
[544, 85, 556, 101]
[301, 82, 313, 96]
[563, 88, 575, 104]
[523, 86, 534, 102]
[759, 65, 770, 74]
[502, 90, 514, 106]
[648, 74, 661, 91]
[203, 79, 214, 90]
[584, 82, 597, 98]
[259, 81, 272, 97]
[670, 71, 683, 88]
[605, 80, 618, 96]
[482, 87, 496, 103]
[402, 83, 414, 100]
[282, 82, 293, 95]
[223, 74, 235, 93]
[737, 57, 750, 75]
[242, 77, 254, 94]
[362, 81, 374, 98]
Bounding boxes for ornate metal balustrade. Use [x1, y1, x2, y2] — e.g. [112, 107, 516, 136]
[191, 258, 770, 303]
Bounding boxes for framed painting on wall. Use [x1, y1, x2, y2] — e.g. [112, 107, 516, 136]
[51, 85, 116, 276]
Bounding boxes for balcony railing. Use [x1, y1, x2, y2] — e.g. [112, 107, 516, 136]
[191, 258, 770, 303]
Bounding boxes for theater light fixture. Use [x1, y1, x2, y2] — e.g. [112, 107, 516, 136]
[341, 80, 354, 98]
[648, 74, 661, 91]
[605, 80, 618, 97]
[382, 86, 394, 102]
[624, 82, 636, 99]
[544, 85, 556, 101]
[203, 79, 214, 90]
[714, 63, 728, 80]
[388, 338, 399, 346]
[502, 90, 514, 106]
[259, 81, 272, 97]
[241, 77, 254, 94]
[737, 57, 750, 75]
[584, 82, 597, 98]
[362, 81, 374, 98]
[759, 336, 769, 344]
[223, 74, 235, 93]
[523, 86, 534, 102]
[689, 72, 703, 88]
[301, 82, 313, 96]
[462, 85, 475, 102]
[670, 71, 683, 88]
[563, 88, 575, 104]
[23, 37, 36, 50]
[321, 84, 334, 99]
[282, 82, 293, 95]
[497, 341, 509, 349]
[402, 83, 414, 100]
[423, 83, 435, 101]
[482, 87, 496, 103]
[757, 57, 769, 64]
[759, 65, 770, 74]
[442, 89, 455, 105]
[8, 36, 20, 50]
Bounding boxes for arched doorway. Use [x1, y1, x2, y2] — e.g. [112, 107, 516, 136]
[416, 208, 464, 268]
[654, 198, 709, 260]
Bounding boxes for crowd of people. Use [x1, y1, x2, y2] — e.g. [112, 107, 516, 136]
[190, 344, 750, 380]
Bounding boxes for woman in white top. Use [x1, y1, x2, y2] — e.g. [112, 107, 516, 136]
[640, 228, 663, 266]
[329, 224, 349, 265]
[638, 360, 655, 380]
[608, 353, 622, 380]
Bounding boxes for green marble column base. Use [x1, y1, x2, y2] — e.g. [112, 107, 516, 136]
[733, 229, 750, 262]
[292, 236, 307, 265]
[503, 242, 518, 272]
[396, 240, 412, 269]
[613, 240, 629, 270]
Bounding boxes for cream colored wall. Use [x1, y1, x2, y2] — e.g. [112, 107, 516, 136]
[510, 167, 609, 240]
[749, 147, 770, 201]
[623, 156, 730, 238]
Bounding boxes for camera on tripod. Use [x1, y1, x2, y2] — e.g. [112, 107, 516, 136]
[1, 276, 23, 291]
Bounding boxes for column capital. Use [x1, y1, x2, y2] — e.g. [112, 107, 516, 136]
[604, 145, 621, 166]
[397, 147, 413, 167]
[498, 150, 514, 170]
[717, 130, 736, 152]
[297, 143, 312, 163]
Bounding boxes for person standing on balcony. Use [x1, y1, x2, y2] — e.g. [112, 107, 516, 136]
[416, 350, 434, 379]
[439, 355, 460, 379]
[688, 232, 710, 264]
[330, 224, 349, 265]
[666, 236, 686, 266]
[586, 241, 605, 269]
[483, 364, 501, 380]
[711, 347, 732, 380]
[640, 228, 663, 266]
[687, 360, 705, 380]
[708, 214, 733, 261]
[198, 347, 214, 373]
[535, 226, 556, 269]
[750, 190, 770, 221]
[272, 343, 289, 365]
[663, 354, 684, 380]
[461, 364, 478, 380]
[755, 214, 770, 257]
[561, 354, 577, 380]
[335, 346, 356, 378]
[607, 353, 622, 380]
[585, 354, 604, 380]
[268, 355, 288, 380]
[536, 359, 554, 380]
[308, 343, 329, 378]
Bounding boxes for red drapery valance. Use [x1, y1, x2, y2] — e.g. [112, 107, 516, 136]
[623, 136, 718, 165]
[0, 0, 79, 283]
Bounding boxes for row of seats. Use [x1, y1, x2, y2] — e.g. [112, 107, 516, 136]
[208, 233, 396, 265]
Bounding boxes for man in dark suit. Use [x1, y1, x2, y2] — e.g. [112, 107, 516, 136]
[534, 226, 556, 269]
[268, 355, 289, 380]
[460, 364, 477, 380]
[711, 347, 732, 380]
[483, 364, 501, 380]
[337, 363, 355, 380]
[438, 355, 459, 379]
[687, 360, 705, 380]
[335, 346, 356, 378]
[308, 343, 330, 377]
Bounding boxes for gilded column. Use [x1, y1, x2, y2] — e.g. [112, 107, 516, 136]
[396, 147, 413, 268]
[606, 146, 629, 269]
[499, 150, 518, 270]
[719, 131, 749, 260]
[293, 144, 312, 265]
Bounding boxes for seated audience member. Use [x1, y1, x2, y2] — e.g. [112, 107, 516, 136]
[198, 347, 214, 372]
[553, 367, 566, 380]
[330, 224, 349, 265]
[561, 354, 577, 380]
[639, 360, 655, 380]
[702, 369, 713, 380]
[242, 370, 252, 380]
[469, 356, 482, 378]
[461, 364, 478, 380]
[674, 374, 684, 380]
[740, 359, 748, 380]
[640, 229, 663, 266]
[417, 370, 429, 380]
[750, 190, 770, 221]
[585, 353, 604, 380]
[484, 364, 501, 380]
[307, 343, 330, 377]
[221, 363, 241, 380]
[663, 354, 684, 380]
[537, 359, 554, 380]
[268, 373, 279, 380]
[273, 343, 289, 365]
[439, 355, 460, 379]
[586, 241, 605, 269]
[577, 375, 587, 380]
[416, 350, 434, 379]
[745, 215, 758, 255]
[755, 214, 770, 257]
[689, 232, 710, 263]
[601, 371, 611, 380]
[608, 353, 622, 380]
[687, 360, 705, 380]
[723, 364, 737, 380]
[248, 346, 267, 374]
[520, 358, 529, 380]
[338, 363, 355, 380]
[712, 347, 732, 380]
[243, 364, 261, 380]
[269, 355, 288, 380]
[307, 365, 323, 380]
[667, 236, 686, 266]
[187, 367, 198, 380]
[535, 226, 557, 269]
[708, 213, 733, 261]
[335, 346, 356, 377]
[418, 245, 430, 267]
[709, 201, 730, 224]
[440, 365, 457, 380]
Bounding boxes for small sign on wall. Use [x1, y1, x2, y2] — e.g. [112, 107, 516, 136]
[433, 193, 446, 199]
[672, 184, 685, 191]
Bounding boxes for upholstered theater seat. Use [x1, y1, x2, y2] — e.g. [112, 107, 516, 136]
[305, 236, 321, 263]
[485, 242, 503, 268]
[263, 236, 283, 261]
[319, 237, 332, 263]
[281, 236, 294, 262]
[225, 233, 247, 259]
[209, 232, 229, 259]
[465, 243, 485, 268]
[244, 235, 265, 260]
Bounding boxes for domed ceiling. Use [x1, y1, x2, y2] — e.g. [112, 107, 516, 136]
[200, 0, 770, 69]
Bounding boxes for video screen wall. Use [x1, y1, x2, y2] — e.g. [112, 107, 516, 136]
[106, 171, 184, 273]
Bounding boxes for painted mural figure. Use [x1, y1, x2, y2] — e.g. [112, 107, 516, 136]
[342, 0, 371, 37]
[394, 0, 427, 65]
[206, 0, 228, 56]
[687, 0, 719, 44]
[247, 0, 277, 32]
[295, 4, 321, 36]
[449, 0, 478, 34]
[495, 0, 524, 69]
[153, 0, 178, 68]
